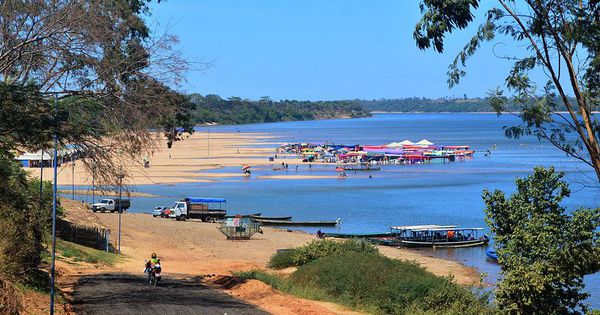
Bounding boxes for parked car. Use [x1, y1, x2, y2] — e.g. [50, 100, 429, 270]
[152, 206, 171, 218]
[91, 198, 130, 213]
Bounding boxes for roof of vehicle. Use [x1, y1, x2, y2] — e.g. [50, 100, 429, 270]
[184, 197, 226, 203]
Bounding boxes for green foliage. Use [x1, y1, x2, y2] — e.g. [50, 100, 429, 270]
[483, 167, 600, 314]
[268, 239, 379, 269]
[190, 94, 371, 125]
[244, 252, 493, 315]
[0, 151, 55, 282]
[268, 249, 296, 269]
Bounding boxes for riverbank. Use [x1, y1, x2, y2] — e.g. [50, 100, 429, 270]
[55, 198, 480, 313]
[26, 132, 301, 186]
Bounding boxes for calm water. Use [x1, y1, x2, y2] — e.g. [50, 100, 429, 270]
[64, 113, 600, 308]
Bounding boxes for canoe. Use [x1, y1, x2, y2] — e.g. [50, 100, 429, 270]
[325, 232, 395, 238]
[254, 218, 341, 226]
[485, 248, 498, 261]
[225, 212, 262, 219]
[250, 215, 292, 221]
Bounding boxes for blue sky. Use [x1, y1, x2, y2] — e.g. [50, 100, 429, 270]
[149, 1, 543, 100]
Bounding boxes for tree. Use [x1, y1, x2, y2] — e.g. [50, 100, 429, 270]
[483, 167, 600, 314]
[414, 1, 600, 182]
[0, 0, 192, 285]
[0, 0, 192, 185]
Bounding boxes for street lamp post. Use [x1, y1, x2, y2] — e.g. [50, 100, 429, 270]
[117, 170, 125, 254]
[91, 164, 96, 204]
[71, 157, 75, 200]
[50, 95, 58, 315]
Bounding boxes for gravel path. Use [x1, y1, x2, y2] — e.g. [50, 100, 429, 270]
[71, 273, 269, 315]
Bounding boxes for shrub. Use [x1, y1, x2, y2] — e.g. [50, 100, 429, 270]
[268, 249, 297, 269]
[290, 252, 492, 315]
[269, 239, 379, 269]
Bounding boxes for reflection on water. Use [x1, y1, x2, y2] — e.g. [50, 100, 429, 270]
[60, 113, 600, 308]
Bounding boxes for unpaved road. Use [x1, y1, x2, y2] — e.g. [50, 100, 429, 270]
[71, 273, 268, 315]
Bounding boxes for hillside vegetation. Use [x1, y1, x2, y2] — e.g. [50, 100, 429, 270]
[191, 94, 371, 125]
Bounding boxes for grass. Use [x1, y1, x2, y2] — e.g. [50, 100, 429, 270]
[242, 240, 495, 315]
[55, 239, 118, 266]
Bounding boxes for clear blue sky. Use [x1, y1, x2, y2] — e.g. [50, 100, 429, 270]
[149, 1, 542, 101]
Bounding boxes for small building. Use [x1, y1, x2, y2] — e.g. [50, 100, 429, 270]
[15, 151, 53, 168]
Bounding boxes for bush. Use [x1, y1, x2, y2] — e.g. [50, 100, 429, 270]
[290, 252, 492, 315]
[269, 239, 379, 269]
[268, 249, 297, 269]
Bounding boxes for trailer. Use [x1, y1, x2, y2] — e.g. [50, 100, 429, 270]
[171, 197, 227, 222]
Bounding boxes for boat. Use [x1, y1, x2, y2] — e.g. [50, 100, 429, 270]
[485, 248, 498, 261]
[225, 212, 261, 219]
[391, 225, 489, 248]
[250, 215, 292, 221]
[324, 232, 396, 238]
[337, 164, 381, 171]
[253, 218, 341, 226]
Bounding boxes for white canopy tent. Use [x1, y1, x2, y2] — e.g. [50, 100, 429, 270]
[416, 139, 434, 146]
[398, 140, 415, 145]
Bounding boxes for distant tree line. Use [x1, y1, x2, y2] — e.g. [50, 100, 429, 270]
[359, 97, 579, 113]
[190, 94, 371, 125]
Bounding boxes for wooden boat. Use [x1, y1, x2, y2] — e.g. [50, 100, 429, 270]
[324, 232, 395, 238]
[391, 225, 489, 248]
[338, 164, 380, 171]
[253, 218, 341, 226]
[225, 212, 261, 219]
[250, 215, 292, 221]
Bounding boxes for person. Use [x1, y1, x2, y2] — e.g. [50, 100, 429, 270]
[316, 229, 325, 239]
[144, 259, 152, 283]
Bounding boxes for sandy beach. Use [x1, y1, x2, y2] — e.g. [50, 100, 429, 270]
[27, 132, 301, 186]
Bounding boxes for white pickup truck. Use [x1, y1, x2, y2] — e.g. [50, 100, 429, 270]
[91, 198, 131, 213]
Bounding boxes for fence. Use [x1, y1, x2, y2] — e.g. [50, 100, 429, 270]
[56, 219, 113, 252]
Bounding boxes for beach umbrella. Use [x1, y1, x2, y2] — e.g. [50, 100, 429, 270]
[242, 165, 251, 170]
[399, 140, 415, 145]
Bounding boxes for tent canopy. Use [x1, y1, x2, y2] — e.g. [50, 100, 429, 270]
[416, 139, 434, 146]
[398, 140, 414, 145]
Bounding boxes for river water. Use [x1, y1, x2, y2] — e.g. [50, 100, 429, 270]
[64, 113, 600, 308]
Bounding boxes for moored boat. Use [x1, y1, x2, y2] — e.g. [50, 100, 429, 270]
[254, 218, 341, 226]
[250, 215, 292, 221]
[391, 225, 489, 248]
[485, 248, 498, 261]
[337, 164, 381, 171]
[324, 232, 395, 238]
[225, 212, 261, 219]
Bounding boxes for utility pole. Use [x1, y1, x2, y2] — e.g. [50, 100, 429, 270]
[39, 148, 44, 210]
[50, 95, 58, 315]
[117, 169, 125, 254]
[91, 164, 96, 204]
[71, 157, 75, 200]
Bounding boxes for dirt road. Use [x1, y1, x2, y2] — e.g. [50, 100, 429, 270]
[71, 273, 268, 315]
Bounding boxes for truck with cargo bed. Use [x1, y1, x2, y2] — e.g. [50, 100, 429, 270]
[91, 198, 131, 213]
[171, 197, 227, 222]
